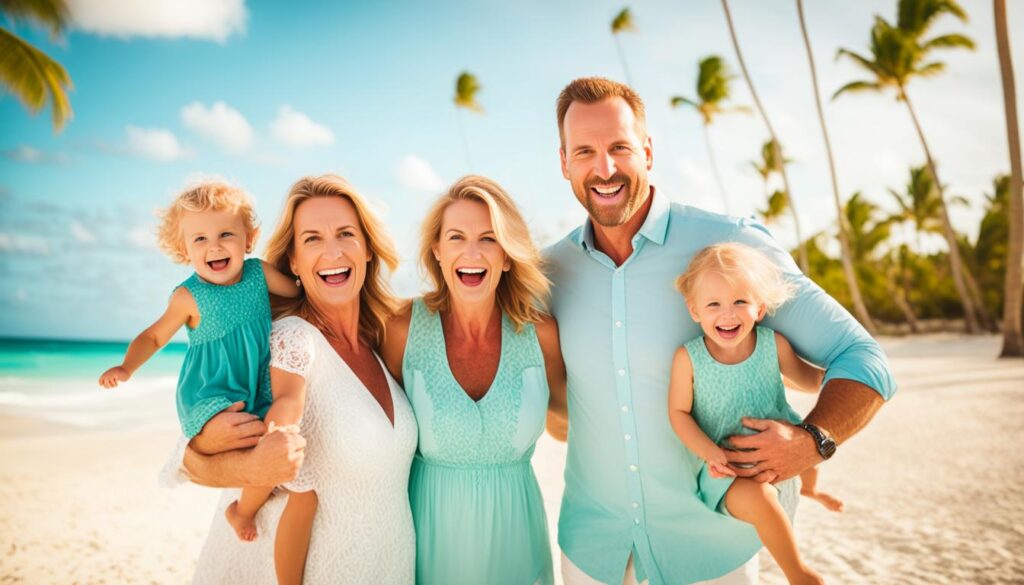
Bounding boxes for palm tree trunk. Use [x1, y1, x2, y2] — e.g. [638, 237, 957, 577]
[456, 107, 474, 171]
[795, 0, 876, 334]
[885, 264, 920, 333]
[963, 265, 995, 330]
[702, 123, 731, 214]
[721, 0, 809, 274]
[899, 86, 979, 333]
[613, 35, 633, 87]
[995, 0, 1024, 356]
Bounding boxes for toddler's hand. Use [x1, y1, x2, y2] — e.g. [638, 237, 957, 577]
[707, 449, 737, 479]
[99, 366, 130, 389]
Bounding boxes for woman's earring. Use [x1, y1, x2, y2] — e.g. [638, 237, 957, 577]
[295, 278, 302, 288]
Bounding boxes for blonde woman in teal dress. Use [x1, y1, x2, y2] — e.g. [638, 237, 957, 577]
[381, 175, 568, 585]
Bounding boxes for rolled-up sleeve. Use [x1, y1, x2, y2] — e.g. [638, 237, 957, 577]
[732, 218, 897, 400]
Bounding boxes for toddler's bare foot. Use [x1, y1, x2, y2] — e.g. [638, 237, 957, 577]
[225, 500, 258, 541]
[801, 488, 845, 512]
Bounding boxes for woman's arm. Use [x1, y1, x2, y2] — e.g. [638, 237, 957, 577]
[264, 367, 307, 430]
[667, 347, 733, 477]
[537, 316, 568, 442]
[262, 260, 300, 298]
[775, 332, 825, 393]
[380, 300, 413, 386]
[99, 287, 196, 388]
[183, 430, 306, 488]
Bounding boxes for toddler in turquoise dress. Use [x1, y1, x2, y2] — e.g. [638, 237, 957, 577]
[667, 243, 843, 585]
[98, 183, 311, 553]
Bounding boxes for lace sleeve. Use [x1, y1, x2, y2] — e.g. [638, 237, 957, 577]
[269, 317, 317, 378]
[157, 435, 191, 488]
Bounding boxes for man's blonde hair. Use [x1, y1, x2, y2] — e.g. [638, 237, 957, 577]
[675, 243, 795, 315]
[157, 182, 259, 264]
[419, 175, 550, 332]
[556, 76, 647, 149]
[263, 174, 400, 347]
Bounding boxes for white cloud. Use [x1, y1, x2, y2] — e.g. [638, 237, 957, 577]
[181, 101, 254, 154]
[396, 155, 444, 193]
[68, 0, 246, 43]
[269, 106, 334, 150]
[0, 232, 50, 255]
[125, 126, 193, 161]
[2, 145, 70, 164]
[69, 221, 97, 244]
[128, 226, 156, 249]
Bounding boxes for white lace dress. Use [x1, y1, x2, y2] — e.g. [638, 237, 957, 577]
[162, 316, 418, 584]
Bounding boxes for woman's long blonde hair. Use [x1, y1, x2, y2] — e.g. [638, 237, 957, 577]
[264, 174, 399, 347]
[420, 175, 550, 331]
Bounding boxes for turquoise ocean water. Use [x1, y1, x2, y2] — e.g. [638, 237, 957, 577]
[0, 338, 188, 431]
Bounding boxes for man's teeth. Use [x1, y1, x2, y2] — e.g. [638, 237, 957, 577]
[594, 185, 622, 195]
[457, 268, 486, 274]
[317, 267, 351, 276]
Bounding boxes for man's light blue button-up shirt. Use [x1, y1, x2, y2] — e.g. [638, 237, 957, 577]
[545, 189, 896, 585]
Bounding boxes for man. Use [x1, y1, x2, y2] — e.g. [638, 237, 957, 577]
[544, 77, 895, 585]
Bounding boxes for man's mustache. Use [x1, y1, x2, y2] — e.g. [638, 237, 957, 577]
[584, 175, 631, 191]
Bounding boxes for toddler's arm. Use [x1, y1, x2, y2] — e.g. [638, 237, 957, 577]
[668, 347, 735, 478]
[775, 332, 825, 392]
[99, 287, 196, 388]
[262, 261, 300, 298]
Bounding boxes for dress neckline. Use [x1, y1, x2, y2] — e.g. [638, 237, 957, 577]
[436, 308, 508, 406]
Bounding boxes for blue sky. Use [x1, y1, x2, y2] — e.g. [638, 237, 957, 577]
[1, 0, 1021, 340]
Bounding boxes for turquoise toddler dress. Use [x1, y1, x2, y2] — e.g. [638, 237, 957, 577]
[175, 258, 273, 438]
[685, 326, 802, 521]
[403, 299, 554, 585]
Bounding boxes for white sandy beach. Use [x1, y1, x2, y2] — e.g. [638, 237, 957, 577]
[1, 334, 1022, 584]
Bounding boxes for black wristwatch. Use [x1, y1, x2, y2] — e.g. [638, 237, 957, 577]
[799, 423, 836, 460]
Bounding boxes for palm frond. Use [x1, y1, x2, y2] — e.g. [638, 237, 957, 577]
[922, 33, 975, 51]
[1, 0, 69, 37]
[670, 96, 698, 109]
[831, 80, 881, 100]
[915, 61, 945, 76]
[835, 48, 884, 77]
[454, 71, 483, 113]
[611, 8, 634, 34]
[0, 26, 73, 130]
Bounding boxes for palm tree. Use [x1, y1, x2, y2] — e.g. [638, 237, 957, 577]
[834, 0, 978, 332]
[994, 0, 1023, 356]
[453, 71, 483, 170]
[759, 190, 789, 224]
[610, 7, 635, 86]
[795, 0, 876, 334]
[720, 0, 808, 273]
[670, 55, 747, 214]
[0, 0, 73, 131]
[888, 165, 963, 253]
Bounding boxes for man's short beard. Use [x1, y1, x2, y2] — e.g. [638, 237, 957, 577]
[580, 174, 650, 228]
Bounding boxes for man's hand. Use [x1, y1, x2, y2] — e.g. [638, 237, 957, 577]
[724, 417, 821, 483]
[245, 428, 306, 487]
[190, 401, 267, 455]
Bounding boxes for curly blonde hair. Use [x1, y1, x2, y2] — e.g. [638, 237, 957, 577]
[675, 243, 795, 315]
[157, 182, 259, 264]
[263, 174, 400, 347]
[419, 175, 550, 332]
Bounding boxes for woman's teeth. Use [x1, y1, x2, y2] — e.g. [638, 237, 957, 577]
[318, 267, 351, 285]
[456, 268, 486, 286]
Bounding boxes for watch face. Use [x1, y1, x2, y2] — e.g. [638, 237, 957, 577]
[821, 439, 837, 459]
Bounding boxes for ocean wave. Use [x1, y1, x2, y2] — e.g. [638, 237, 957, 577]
[0, 377, 176, 408]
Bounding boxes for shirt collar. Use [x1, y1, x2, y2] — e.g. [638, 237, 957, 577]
[574, 186, 671, 251]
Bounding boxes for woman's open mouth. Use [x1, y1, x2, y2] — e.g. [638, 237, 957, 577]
[207, 258, 230, 272]
[317, 267, 351, 286]
[456, 267, 486, 287]
[716, 324, 741, 339]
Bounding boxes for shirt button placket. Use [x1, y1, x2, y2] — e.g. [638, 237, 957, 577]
[612, 268, 644, 532]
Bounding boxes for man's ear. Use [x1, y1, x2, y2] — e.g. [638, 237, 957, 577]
[644, 135, 653, 171]
[560, 147, 570, 180]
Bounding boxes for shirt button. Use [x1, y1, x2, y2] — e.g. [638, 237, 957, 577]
[621, 406, 629, 413]
[634, 518, 640, 525]
[617, 369, 625, 376]
[629, 464, 638, 472]
[624, 434, 631, 441]
[632, 502, 640, 509]
[615, 321, 623, 328]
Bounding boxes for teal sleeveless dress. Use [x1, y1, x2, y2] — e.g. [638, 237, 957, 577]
[403, 299, 554, 585]
[685, 326, 802, 521]
[175, 258, 273, 438]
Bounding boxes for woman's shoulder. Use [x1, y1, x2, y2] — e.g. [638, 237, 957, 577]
[271, 315, 322, 341]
